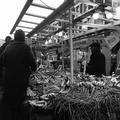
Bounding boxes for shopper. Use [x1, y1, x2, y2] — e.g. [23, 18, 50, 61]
[0, 36, 11, 54]
[0, 29, 37, 120]
[86, 43, 106, 77]
[0, 36, 11, 86]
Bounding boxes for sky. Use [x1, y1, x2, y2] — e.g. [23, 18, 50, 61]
[0, 0, 27, 45]
[0, 0, 64, 46]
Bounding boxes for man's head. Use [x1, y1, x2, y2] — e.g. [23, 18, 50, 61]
[90, 43, 100, 53]
[5, 36, 11, 43]
[14, 29, 25, 41]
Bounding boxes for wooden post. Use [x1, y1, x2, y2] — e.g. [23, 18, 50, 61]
[69, 8, 74, 83]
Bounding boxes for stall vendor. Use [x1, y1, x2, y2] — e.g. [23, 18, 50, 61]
[86, 43, 106, 77]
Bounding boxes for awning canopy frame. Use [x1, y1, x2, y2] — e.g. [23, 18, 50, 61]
[10, 0, 120, 44]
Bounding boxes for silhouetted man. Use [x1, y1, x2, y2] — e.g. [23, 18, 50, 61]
[0, 36, 11, 87]
[86, 43, 106, 77]
[0, 29, 37, 120]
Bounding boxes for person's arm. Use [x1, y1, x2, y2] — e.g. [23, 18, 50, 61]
[100, 54, 106, 75]
[86, 54, 96, 74]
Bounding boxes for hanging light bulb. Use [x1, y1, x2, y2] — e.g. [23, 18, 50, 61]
[82, 25, 87, 30]
[49, 39, 52, 43]
[41, 52, 44, 56]
[45, 41, 48, 45]
[92, 13, 100, 19]
[106, 12, 113, 19]
[59, 31, 62, 36]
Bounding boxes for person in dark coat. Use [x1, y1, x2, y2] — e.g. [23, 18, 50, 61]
[0, 29, 37, 120]
[0, 36, 11, 55]
[0, 36, 11, 86]
[86, 43, 106, 77]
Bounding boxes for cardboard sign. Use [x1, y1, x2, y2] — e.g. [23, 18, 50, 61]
[105, 31, 120, 49]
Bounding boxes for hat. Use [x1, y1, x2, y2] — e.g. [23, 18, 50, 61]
[14, 29, 25, 41]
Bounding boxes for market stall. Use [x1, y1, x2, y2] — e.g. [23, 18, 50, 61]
[27, 67, 120, 120]
[10, 0, 120, 120]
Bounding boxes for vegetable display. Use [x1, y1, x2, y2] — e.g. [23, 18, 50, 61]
[27, 67, 120, 120]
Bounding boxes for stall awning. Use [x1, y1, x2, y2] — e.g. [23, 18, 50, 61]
[10, 0, 74, 39]
[10, 0, 120, 46]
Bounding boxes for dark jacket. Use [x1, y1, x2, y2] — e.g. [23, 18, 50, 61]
[86, 52, 106, 76]
[0, 41, 37, 107]
[0, 42, 9, 55]
[0, 42, 10, 85]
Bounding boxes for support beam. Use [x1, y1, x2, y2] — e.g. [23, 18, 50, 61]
[25, 13, 46, 19]
[66, 27, 84, 31]
[40, 30, 53, 35]
[27, 0, 74, 37]
[39, 33, 49, 36]
[99, 18, 114, 23]
[42, 29, 54, 33]
[47, 25, 62, 29]
[18, 25, 34, 29]
[76, 23, 107, 28]
[37, 36, 45, 39]
[56, 19, 69, 23]
[31, 3, 55, 11]
[21, 20, 39, 25]
[10, 0, 33, 34]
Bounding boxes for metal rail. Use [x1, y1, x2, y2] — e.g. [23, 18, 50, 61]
[10, 0, 33, 34]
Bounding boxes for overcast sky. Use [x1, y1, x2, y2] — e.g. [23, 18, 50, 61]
[0, 0, 26, 45]
[0, 0, 64, 45]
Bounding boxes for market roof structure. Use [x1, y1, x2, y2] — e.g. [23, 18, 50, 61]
[10, 0, 73, 38]
[10, 0, 120, 45]
[10, 0, 120, 83]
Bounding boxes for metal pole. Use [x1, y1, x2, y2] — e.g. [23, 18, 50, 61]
[69, 8, 74, 83]
[62, 40, 64, 70]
